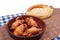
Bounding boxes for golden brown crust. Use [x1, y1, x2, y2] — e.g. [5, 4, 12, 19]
[26, 4, 48, 12]
[26, 4, 53, 19]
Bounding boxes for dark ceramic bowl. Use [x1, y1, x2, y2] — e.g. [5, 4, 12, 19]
[6, 15, 46, 40]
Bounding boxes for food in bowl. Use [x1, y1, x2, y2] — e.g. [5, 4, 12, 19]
[10, 17, 42, 36]
[23, 27, 42, 36]
[7, 15, 45, 40]
[26, 4, 53, 19]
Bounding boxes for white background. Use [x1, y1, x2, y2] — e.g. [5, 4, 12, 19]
[0, 0, 60, 16]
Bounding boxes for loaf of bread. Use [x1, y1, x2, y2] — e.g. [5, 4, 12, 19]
[26, 4, 53, 19]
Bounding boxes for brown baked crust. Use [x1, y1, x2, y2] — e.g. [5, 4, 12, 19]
[26, 4, 48, 12]
[26, 4, 53, 19]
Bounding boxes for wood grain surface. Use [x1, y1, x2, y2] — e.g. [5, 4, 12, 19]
[0, 8, 60, 40]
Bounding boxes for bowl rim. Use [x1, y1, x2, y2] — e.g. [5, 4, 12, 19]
[6, 15, 46, 38]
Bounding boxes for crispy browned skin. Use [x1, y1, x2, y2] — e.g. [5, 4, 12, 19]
[25, 17, 37, 27]
[13, 24, 27, 36]
[11, 17, 43, 36]
[23, 27, 42, 36]
[11, 20, 24, 30]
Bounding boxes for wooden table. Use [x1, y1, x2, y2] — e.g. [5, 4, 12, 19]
[0, 8, 60, 40]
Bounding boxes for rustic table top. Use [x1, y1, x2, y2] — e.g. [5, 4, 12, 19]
[0, 8, 60, 40]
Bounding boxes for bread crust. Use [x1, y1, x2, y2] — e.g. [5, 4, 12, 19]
[26, 4, 48, 12]
[26, 4, 53, 19]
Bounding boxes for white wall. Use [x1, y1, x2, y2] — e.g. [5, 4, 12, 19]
[0, 0, 60, 16]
